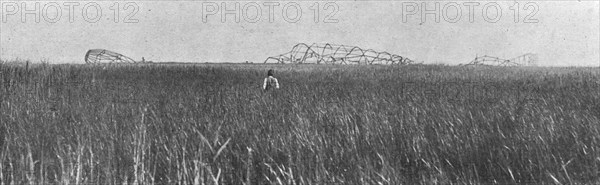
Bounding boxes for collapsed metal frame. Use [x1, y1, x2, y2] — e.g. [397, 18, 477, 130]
[85, 49, 138, 64]
[465, 53, 538, 66]
[265, 43, 414, 65]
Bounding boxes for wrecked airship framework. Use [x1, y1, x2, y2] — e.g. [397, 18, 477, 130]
[464, 53, 538, 66]
[85, 49, 150, 64]
[265, 43, 415, 65]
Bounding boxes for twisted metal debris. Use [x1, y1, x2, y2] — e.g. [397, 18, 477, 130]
[85, 49, 137, 64]
[265, 43, 414, 65]
[465, 53, 538, 66]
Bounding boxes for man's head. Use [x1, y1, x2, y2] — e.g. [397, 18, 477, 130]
[267, 69, 274, 76]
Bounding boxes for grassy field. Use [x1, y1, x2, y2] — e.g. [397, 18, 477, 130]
[0, 61, 599, 184]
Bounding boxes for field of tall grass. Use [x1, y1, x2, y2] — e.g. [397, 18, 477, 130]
[0, 61, 599, 184]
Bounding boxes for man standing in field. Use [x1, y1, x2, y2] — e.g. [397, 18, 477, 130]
[263, 69, 280, 91]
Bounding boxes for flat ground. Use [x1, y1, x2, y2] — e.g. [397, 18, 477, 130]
[1, 63, 599, 184]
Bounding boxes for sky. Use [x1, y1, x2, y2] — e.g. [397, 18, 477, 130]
[0, 0, 599, 66]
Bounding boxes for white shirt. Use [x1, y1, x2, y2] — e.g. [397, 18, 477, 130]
[263, 76, 280, 90]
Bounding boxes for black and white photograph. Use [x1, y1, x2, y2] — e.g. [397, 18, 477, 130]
[0, 0, 599, 184]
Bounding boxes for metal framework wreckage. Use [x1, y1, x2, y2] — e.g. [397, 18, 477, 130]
[85, 49, 150, 64]
[265, 43, 414, 65]
[464, 53, 538, 66]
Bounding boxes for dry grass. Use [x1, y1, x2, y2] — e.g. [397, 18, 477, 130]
[0, 62, 599, 184]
